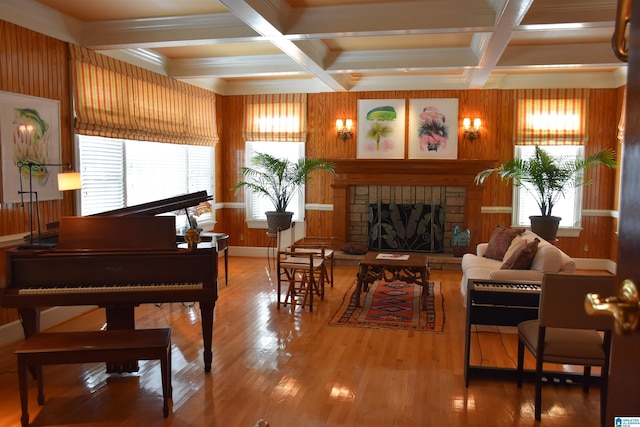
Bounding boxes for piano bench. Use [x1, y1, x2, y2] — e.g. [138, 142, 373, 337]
[15, 328, 172, 427]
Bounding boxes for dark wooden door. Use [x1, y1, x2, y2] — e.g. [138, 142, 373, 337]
[606, 0, 640, 423]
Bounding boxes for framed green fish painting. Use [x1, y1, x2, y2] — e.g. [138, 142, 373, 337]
[357, 99, 406, 159]
[1, 91, 62, 203]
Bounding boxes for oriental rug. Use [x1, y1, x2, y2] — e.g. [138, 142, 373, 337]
[328, 280, 444, 332]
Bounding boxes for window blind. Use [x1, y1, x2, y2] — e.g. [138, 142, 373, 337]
[78, 136, 214, 217]
[77, 136, 125, 215]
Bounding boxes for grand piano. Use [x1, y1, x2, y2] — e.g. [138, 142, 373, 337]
[1, 191, 218, 373]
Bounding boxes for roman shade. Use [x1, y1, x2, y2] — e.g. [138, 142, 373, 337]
[514, 88, 588, 146]
[70, 45, 219, 146]
[243, 94, 307, 142]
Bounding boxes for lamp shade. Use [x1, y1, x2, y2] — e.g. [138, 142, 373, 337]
[57, 172, 82, 191]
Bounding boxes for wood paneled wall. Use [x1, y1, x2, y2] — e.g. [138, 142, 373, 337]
[0, 21, 74, 327]
[0, 21, 75, 237]
[216, 89, 621, 261]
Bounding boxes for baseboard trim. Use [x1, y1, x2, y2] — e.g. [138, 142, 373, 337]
[574, 258, 616, 273]
[0, 305, 96, 346]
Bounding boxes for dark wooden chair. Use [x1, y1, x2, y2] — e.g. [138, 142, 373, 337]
[516, 273, 615, 425]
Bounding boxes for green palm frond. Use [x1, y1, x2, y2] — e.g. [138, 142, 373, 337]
[233, 152, 336, 212]
[474, 145, 616, 217]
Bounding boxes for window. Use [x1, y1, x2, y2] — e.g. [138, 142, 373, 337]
[242, 94, 307, 228]
[512, 145, 584, 230]
[244, 141, 305, 228]
[77, 135, 215, 231]
[512, 89, 588, 236]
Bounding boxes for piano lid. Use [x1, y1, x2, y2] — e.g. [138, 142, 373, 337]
[94, 190, 212, 217]
[33, 191, 212, 246]
[57, 216, 178, 251]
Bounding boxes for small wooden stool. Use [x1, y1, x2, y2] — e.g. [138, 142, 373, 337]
[15, 328, 172, 427]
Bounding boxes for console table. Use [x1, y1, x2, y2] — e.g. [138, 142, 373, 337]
[355, 252, 430, 309]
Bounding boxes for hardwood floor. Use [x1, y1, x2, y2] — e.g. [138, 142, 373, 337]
[0, 257, 606, 426]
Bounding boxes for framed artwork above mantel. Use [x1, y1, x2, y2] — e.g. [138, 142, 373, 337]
[356, 99, 406, 159]
[408, 98, 459, 159]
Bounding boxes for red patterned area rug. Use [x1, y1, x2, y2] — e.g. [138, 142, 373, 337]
[329, 280, 444, 332]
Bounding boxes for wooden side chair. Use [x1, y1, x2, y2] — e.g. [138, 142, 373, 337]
[516, 273, 615, 425]
[276, 238, 325, 312]
[291, 220, 337, 288]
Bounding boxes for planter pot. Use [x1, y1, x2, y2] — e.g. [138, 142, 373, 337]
[266, 211, 293, 234]
[529, 216, 561, 241]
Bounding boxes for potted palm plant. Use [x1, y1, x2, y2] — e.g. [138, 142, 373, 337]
[474, 145, 616, 241]
[234, 153, 336, 233]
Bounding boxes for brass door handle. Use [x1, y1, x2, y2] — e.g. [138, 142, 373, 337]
[586, 279, 640, 335]
[613, 0, 631, 62]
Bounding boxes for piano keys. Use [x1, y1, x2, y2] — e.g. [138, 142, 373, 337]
[468, 280, 541, 308]
[2, 213, 218, 373]
[18, 282, 205, 295]
[471, 280, 541, 293]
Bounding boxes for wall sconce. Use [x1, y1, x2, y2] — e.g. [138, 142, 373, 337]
[17, 161, 82, 248]
[463, 117, 481, 141]
[336, 118, 354, 142]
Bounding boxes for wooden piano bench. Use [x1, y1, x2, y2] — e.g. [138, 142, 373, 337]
[15, 328, 172, 427]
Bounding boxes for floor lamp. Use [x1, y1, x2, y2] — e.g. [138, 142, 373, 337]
[17, 160, 82, 249]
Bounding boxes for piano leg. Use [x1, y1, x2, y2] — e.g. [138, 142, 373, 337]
[104, 305, 139, 373]
[18, 308, 41, 380]
[18, 307, 41, 339]
[200, 300, 215, 372]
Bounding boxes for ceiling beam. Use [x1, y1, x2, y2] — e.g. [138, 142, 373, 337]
[218, 0, 351, 92]
[468, 0, 536, 88]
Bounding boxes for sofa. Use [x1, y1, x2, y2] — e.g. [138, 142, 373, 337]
[460, 227, 575, 306]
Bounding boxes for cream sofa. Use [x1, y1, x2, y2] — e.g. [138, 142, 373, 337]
[460, 230, 575, 306]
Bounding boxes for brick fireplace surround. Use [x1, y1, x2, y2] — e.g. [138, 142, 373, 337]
[330, 159, 496, 250]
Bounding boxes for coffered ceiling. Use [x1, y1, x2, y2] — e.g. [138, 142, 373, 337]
[1, 0, 628, 95]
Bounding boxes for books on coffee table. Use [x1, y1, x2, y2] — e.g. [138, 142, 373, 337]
[376, 253, 410, 260]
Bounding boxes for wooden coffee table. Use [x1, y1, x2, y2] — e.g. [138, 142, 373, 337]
[354, 252, 430, 309]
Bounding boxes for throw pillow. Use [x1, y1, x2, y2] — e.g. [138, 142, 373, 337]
[530, 244, 563, 273]
[341, 242, 368, 255]
[501, 238, 540, 270]
[501, 235, 524, 262]
[484, 225, 525, 260]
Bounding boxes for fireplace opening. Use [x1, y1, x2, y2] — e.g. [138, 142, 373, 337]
[348, 185, 465, 254]
[368, 202, 444, 253]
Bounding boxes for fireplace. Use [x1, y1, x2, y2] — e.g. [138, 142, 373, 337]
[368, 200, 444, 253]
[350, 185, 464, 253]
[330, 159, 496, 252]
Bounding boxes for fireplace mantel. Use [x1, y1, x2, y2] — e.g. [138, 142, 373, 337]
[330, 159, 497, 248]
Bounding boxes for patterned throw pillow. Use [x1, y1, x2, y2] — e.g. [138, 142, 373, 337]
[484, 225, 525, 260]
[501, 238, 540, 269]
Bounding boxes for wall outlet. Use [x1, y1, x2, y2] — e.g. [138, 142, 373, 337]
[584, 244, 589, 252]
